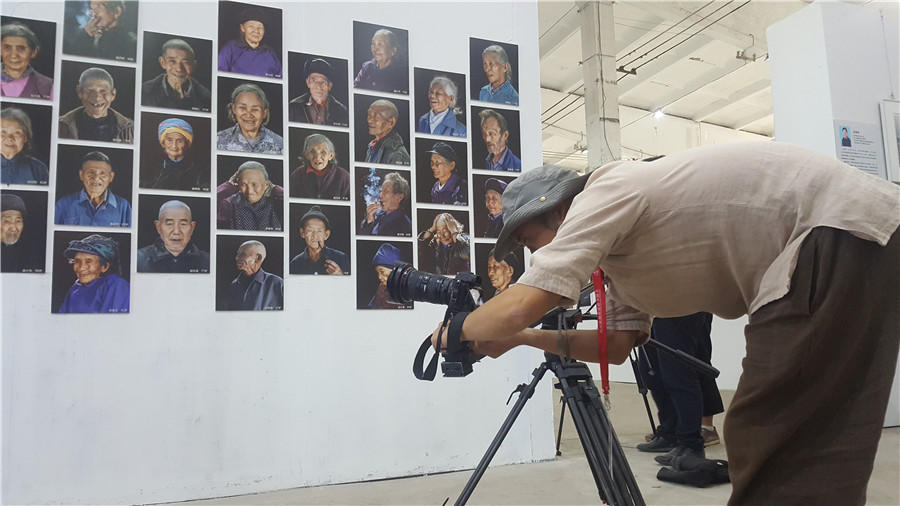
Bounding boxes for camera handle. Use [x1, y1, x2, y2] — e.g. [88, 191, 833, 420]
[413, 310, 479, 381]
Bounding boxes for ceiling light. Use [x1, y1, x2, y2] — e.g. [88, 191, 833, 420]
[653, 109, 665, 119]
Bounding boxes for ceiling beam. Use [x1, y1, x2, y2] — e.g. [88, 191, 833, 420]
[627, 1, 759, 50]
[691, 79, 771, 122]
[647, 58, 753, 112]
[616, 34, 715, 96]
[539, 5, 581, 60]
[731, 110, 772, 131]
[541, 123, 585, 144]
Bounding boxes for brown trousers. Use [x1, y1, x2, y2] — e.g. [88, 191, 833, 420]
[725, 227, 900, 506]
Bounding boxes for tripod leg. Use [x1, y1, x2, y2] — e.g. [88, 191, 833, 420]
[631, 350, 657, 437]
[455, 362, 550, 506]
[555, 392, 566, 456]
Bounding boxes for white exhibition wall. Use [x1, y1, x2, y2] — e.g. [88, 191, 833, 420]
[1, 2, 553, 504]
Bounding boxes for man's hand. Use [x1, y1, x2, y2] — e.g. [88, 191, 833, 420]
[431, 320, 449, 352]
[365, 202, 380, 223]
[324, 259, 344, 275]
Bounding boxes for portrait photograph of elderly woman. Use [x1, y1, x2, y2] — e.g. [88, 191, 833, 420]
[288, 52, 349, 128]
[288, 127, 350, 201]
[215, 234, 283, 312]
[416, 208, 472, 276]
[352, 21, 408, 95]
[51, 230, 131, 314]
[469, 37, 519, 107]
[216, 156, 284, 232]
[1, 190, 48, 273]
[139, 112, 211, 192]
[413, 68, 467, 138]
[353, 94, 410, 166]
[62, 0, 138, 62]
[140, 31, 213, 112]
[414, 138, 468, 206]
[57, 60, 135, 144]
[217, 1, 282, 79]
[216, 77, 284, 155]
[474, 242, 525, 302]
[1, 16, 56, 100]
[355, 239, 413, 310]
[1, 103, 52, 185]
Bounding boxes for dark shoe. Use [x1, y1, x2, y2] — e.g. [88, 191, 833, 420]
[672, 447, 710, 471]
[654, 446, 705, 466]
[637, 435, 677, 453]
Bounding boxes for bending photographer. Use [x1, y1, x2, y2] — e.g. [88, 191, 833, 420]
[431, 142, 899, 506]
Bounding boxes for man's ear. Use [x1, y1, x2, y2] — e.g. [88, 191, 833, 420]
[547, 202, 570, 230]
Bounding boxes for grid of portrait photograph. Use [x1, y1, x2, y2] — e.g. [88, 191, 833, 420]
[1, 1, 526, 314]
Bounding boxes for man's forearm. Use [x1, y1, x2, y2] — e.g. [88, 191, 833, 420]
[518, 328, 645, 364]
[459, 284, 564, 343]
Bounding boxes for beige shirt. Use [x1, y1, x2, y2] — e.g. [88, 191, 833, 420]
[518, 142, 900, 334]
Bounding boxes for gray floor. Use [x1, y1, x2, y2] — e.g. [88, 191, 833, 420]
[171, 382, 900, 506]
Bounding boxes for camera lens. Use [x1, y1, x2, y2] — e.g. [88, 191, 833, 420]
[387, 262, 456, 306]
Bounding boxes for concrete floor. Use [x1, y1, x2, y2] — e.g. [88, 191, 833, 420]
[171, 382, 900, 506]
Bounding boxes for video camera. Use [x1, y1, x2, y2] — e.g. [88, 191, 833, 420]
[386, 262, 483, 378]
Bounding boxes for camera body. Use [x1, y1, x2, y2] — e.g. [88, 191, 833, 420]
[386, 262, 482, 377]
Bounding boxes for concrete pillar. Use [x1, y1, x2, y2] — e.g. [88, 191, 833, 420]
[580, 1, 621, 169]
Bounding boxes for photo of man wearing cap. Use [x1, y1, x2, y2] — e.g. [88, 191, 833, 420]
[474, 174, 511, 238]
[1, 191, 47, 273]
[139, 114, 209, 191]
[289, 204, 350, 276]
[420, 140, 467, 206]
[288, 56, 349, 127]
[217, 4, 282, 78]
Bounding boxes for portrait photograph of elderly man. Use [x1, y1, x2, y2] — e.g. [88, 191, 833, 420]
[52, 230, 130, 314]
[289, 203, 351, 276]
[414, 139, 468, 206]
[62, 0, 137, 61]
[470, 37, 519, 106]
[54, 146, 132, 228]
[216, 158, 284, 231]
[141, 33, 212, 112]
[1, 191, 47, 273]
[472, 106, 521, 172]
[136, 195, 210, 274]
[216, 79, 284, 155]
[139, 114, 210, 191]
[472, 174, 513, 238]
[217, 2, 282, 79]
[1, 104, 51, 185]
[356, 168, 412, 237]
[1, 17, 55, 100]
[58, 62, 134, 144]
[354, 95, 410, 166]
[288, 54, 349, 127]
[474, 242, 524, 302]
[352, 21, 408, 95]
[288, 129, 350, 201]
[416, 209, 471, 276]
[215, 235, 284, 312]
[356, 240, 413, 310]
[413, 68, 467, 138]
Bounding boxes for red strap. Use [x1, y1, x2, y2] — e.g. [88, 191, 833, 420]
[592, 268, 610, 396]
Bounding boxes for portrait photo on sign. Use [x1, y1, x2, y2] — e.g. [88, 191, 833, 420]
[1, 15, 57, 100]
[136, 194, 210, 274]
[215, 234, 284, 312]
[353, 94, 410, 166]
[356, 239, 413, 310]
[472, 174, 514, 238]
[474, 242, 524, 302]
[217, 1, 283, 79]
[469, 37, 519, 107]
[54, 144, 133, 228]
[414, 137, 469, 206]
[1, 102, 53, 186]
[287, 52, 349, 128]
[413, 67, 467, 138]
[416, 208, 472, 276]
[352, 21, 409, 95]
[51, 230, 131, 314]
[216, 155, 284, 232]
[289, 202, 351, 276]
[140, 31, 213, 112]
[288, 126, 351, 201]
[58, 60, 136, 145]
[471, 105, 521, 172]
[216, 77, 284, 155]
[1, 189, 48, 273]
[62, 0, 138, 62]
[139, 112, 211, 192]
[354, 166, 412, 238]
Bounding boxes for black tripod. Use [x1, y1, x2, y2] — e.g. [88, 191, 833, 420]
[453, 309, 645, 506]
